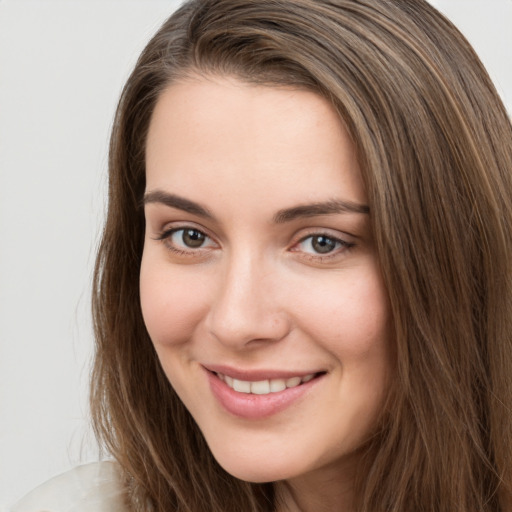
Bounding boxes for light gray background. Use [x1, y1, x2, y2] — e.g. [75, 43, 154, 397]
[1, 0, 511, 507]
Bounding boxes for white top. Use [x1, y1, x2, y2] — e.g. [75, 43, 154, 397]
[9, 462, 128, 512]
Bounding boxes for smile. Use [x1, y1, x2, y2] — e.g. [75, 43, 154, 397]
[205, 367, 325, 419]
[216, 372, 315, 395]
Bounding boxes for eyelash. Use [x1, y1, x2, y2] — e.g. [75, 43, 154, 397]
[154, 227, 355, 262]
[154, 227, 217, 258]
[292, 233, 355, 262]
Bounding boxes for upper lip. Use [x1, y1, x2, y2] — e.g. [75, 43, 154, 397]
[202, 363, 324, 381]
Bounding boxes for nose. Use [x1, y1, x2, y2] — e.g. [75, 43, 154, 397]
[205, 252, 291, 350]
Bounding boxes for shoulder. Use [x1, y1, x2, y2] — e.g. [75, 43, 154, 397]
[9, 461, 128, 512]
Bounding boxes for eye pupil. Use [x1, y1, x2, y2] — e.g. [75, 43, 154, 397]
[182, 229, 205, 248]
[312, 235, 336, 254]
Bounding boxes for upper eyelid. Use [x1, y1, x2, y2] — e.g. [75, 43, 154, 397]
[158, 226, 216, 243]
[297, 231, 346, 242]
[292, 227, 355, 244]
[156, 222, 215, 239]
[293, 233, 353, 250]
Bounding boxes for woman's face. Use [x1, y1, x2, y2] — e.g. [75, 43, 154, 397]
[141, 75, 393, 486]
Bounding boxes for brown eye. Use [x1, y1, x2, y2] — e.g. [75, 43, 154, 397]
[158, 227, 215, 253]
[182, 229, 206, 248]
[294, 233, 354, 260]
[311, 235, 337, 254]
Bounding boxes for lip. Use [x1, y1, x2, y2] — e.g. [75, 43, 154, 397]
[203, 363, 321, 381]
[203, 365, 325, 419]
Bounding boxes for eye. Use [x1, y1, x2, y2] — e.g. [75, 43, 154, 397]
[156, 227, 217, 254]
[293, 233, 354, 259]
[301, 235, 338, 254]
[172, 228, 209, 248]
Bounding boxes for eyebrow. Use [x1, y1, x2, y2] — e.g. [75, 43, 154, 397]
[143, 190, 214, 219]
[273, 199, 369, 223]
[143, 189, 369, 222]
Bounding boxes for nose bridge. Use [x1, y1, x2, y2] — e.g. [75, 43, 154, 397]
[206, 247, 289, 348]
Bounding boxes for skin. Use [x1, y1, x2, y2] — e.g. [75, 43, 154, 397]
[140, 75, 393, 512]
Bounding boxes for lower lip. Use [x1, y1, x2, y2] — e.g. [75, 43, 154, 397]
[206, 370, 323, 419]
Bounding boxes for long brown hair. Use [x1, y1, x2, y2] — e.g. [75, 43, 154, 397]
[91, 1, 512, 510]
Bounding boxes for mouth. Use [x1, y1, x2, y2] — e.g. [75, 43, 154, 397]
[204, 367, 326, 419]
[214, 371, 321, 395]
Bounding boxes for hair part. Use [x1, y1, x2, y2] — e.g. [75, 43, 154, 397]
[91, 1, 512, 510]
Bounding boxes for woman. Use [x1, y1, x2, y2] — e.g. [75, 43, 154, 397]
[12, 0, 512, 511]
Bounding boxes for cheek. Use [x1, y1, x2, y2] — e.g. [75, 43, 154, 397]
[292, 265, 391, 358]
[139, 252, 208, 347]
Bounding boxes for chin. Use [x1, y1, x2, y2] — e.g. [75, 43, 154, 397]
[217, 458, 294, 484]
[207, 441, 315, 484]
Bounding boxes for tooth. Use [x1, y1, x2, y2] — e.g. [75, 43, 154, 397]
[286, 376, 301, 388]
[233, 378, 251, 393]
[269, 379, 287, 392]
[251, 380, 270, 394]
[221, 373, 313, 394]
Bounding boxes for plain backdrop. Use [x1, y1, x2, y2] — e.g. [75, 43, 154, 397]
[0, 0, 511, 507]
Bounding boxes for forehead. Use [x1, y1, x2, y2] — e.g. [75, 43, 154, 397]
[145, 75, 366, 213]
